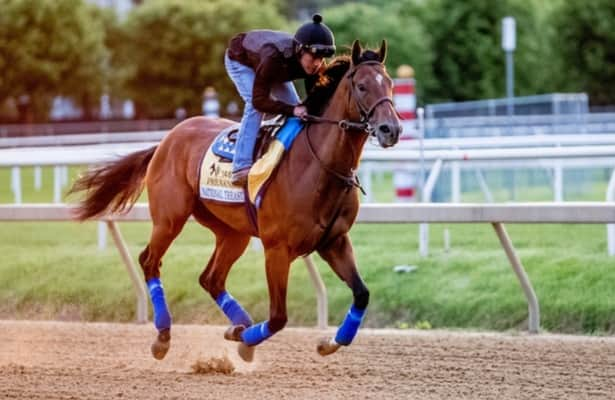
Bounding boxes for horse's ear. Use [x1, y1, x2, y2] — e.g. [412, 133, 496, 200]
[351, 40, 362, 65]
[378, 39, 387, 63]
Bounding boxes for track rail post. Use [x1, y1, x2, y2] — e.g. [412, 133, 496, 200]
[303, 254, 328, 329]
[107, 221, 148, 323]
[492, 222, 540, 333]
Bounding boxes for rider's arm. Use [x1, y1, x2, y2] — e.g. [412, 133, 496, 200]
[252, 46, 296, 116]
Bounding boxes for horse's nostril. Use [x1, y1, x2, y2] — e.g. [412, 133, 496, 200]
[379, 124, 390, 134]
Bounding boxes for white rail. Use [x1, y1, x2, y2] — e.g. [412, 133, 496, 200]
[361, 145, 615, 162]
[6, 128, 615, 150]
[3, 142, 615, 167]
[0, 130, 167, 148]
[380, 133, 615, 150]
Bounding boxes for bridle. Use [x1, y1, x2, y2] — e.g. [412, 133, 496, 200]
[303, 60, 397, 136]
[302, 60, 397, 195]
[347, 60, 398, 133]
[303, 60, 398, 250]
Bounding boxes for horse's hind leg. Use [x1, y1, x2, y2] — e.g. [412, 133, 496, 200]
[316, 233, 369, 356]
[198, 226, 253, 331]
[139, 190, 193, 360]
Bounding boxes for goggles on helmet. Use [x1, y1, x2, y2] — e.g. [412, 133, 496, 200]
[303, 44, 336, 58]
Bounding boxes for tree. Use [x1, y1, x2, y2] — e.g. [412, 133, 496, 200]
[0, 0, 107, 122]
[423, 0, 552, 102]
[550, 0, 615, 106]
[278, 0, 358, 19]
[121, 0, 287, 118]
[321, 2, 436, 103]
[93, 6, 132, 109]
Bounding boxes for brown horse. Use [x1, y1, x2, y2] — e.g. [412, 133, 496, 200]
[69, 40, 401, 362]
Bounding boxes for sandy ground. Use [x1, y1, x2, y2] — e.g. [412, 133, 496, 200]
[1, 320, 614, 400]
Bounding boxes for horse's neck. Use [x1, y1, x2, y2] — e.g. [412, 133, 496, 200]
[309, 83, 367, 174]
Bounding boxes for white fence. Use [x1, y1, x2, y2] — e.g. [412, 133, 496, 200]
[4, 130, 615, 204]
[3, 202, 615, 333]
[3, 108, 615, 205]
[4, 120, 615, 254]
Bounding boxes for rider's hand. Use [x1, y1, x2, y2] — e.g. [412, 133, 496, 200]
[293, 105, 308, 119]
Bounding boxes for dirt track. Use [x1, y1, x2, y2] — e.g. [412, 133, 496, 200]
[1, 320, 614, 400]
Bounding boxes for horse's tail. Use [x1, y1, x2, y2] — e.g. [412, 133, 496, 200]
[68, 146, 157, 221]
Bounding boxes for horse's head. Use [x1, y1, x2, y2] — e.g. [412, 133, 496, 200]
[345, 40, 402, 148]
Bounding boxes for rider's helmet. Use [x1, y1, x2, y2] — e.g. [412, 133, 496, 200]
[294, 14, 336, 58]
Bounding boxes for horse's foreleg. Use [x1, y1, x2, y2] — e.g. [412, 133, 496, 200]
[235, 244, 290, 361]
[316, 233, 369, 356]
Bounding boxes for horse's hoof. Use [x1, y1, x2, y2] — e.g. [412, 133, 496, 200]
[317, 337, 341, 356]
[224, 325, 246, 342]
[238, 342, 255, 362]
[151, 329, 171, 360]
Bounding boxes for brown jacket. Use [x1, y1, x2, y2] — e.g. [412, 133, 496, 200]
[227, 30, 314, 116]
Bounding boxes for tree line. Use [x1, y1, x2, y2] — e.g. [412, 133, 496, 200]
[1, 0, 614, 122]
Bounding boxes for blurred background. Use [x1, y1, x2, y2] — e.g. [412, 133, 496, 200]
[1, 0, 613, 124]
[3, 0, 615, 203]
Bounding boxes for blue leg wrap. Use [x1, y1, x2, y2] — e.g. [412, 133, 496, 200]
[240, 321, 272, 346]
[215, 291, 253, 327]
[335, 304, 366, 346]
[147, 278, 171, 332]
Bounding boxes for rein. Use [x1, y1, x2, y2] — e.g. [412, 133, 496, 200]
[301, 59, 396, 251]
[302, 114, 369, 133]
[304, 122, 366, 195]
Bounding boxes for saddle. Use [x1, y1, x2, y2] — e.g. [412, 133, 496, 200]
[200, 115, 304, 208]
[212, 115, 286, 161]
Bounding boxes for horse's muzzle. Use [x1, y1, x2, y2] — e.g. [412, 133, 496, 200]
[376, 122, 402, 148]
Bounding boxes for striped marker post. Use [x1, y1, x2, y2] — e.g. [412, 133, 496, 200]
[393, 65, 417, 202]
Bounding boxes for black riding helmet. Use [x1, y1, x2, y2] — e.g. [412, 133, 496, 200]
[294, 14, 336, 58]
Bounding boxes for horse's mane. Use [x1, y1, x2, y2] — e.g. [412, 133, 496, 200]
[303, 50, 383, 116]
[303, 56, 351, 116]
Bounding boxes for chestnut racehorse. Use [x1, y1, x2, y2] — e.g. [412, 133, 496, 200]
[69, 40, 401, 362]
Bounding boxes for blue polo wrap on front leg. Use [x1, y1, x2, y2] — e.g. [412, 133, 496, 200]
[335, 304, 366, 345]
[241, 321, 272, 346]
[147, 278, 171, 332]
[215, 291, 253, 327]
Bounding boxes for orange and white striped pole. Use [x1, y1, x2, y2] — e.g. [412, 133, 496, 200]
[393, 65, 417, 202]
[393, 64, 416, 139]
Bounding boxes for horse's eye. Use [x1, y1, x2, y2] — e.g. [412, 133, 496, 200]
[357, 84, 367, 92]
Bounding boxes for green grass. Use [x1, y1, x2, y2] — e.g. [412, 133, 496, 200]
[1, 221, 614, 334]
[1, 166, 614, 334]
